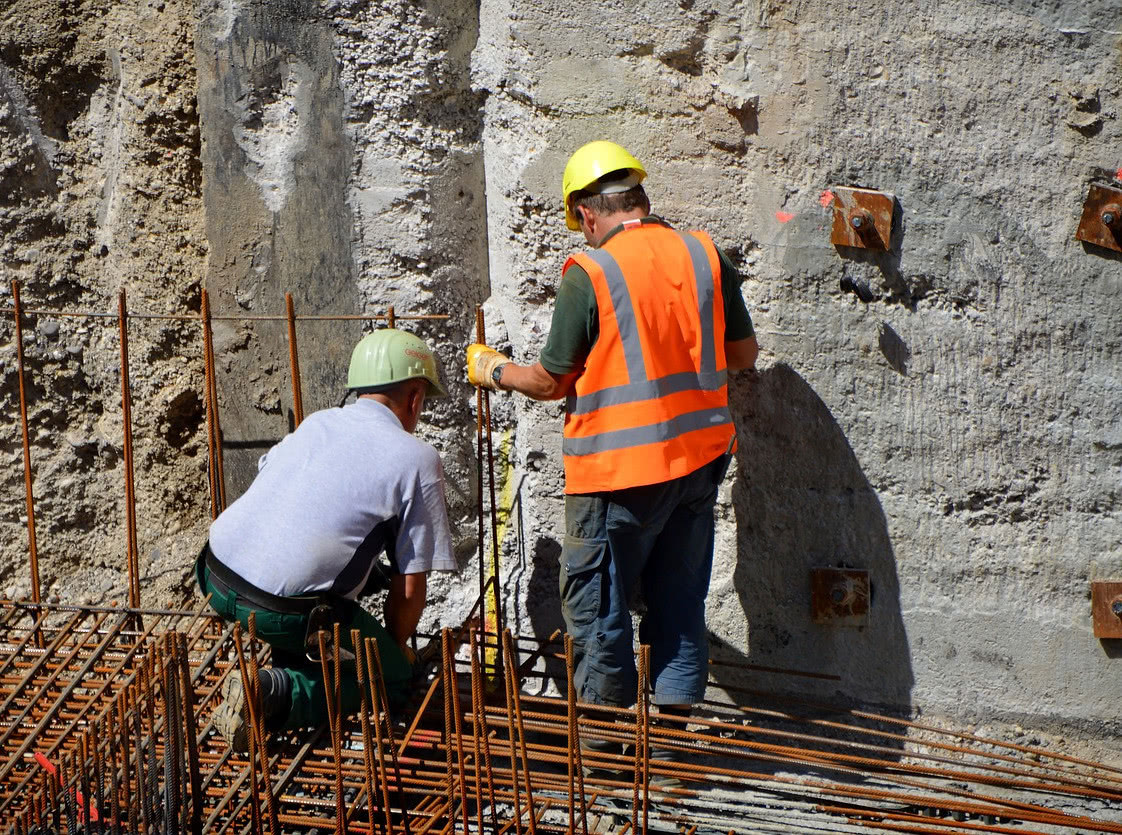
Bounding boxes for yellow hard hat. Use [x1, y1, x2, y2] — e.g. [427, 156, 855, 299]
[561, 141, 647, 230]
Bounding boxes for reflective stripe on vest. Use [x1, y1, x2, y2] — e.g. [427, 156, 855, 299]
[561, 228, 733, 461]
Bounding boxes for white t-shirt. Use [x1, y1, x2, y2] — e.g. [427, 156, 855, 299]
[208, 398, 457, 599]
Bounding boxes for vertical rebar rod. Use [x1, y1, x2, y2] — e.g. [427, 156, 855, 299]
[92, 722, 107, 835]
[368, 639, 412, 835]
[498, 634, 524, 835]
[284, 292, 305, 427]
[473, 315, 487, 667]
[464, 638, 485, 835]
[118, 289, 141, 610]
[566, 634, 589, 835]
[352, 631, 385, 835]
[363, 638, 394, 834]
[160, 649, 182, 835]
[233, 625, 263, 835]
[62, 751, 76, 834]
[107, 699, 123, 835]
[640, 645, 650, 835]
[387, 305, 396, 329]
[10, 281, 41, 608]
[317, 629, 345, 835]
[448, 631, 473, 833]
[79, 732, 93, 830]
[144, 653, 163, 832]
[128, 684, 150, 834]
[200, 288, 226, 514]
[475, 308, 504, 685]
[48, 769, 60, 835]
[441, 629, 458, 834]
[247, 615, 280, 835]
[480, 317, 504, 651]
[502, 630, 538, 835]
[120, 688, 139, 835]
[468, 629, 499, 832]
[175, 633, 204, 835]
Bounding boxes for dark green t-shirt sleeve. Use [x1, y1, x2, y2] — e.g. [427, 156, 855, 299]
[719, 248, 754, 341]
[539, 264, 598, 374]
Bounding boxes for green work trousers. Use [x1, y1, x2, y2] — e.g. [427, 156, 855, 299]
[196, 553, 410, 730]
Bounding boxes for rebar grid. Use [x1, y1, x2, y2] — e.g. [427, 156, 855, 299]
[0, 603, 1121, 834]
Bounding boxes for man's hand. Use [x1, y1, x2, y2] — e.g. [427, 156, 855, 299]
[466, 343, 510, 390]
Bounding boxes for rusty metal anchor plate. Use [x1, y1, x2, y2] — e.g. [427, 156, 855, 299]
[1091, 580, 1122, 639]
[810, 567, 870, 627]
[1075, 183, 1122, 252]
[830, 187, 895, 250]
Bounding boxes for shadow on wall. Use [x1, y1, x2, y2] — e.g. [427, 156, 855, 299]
[716, 363, 914, 716]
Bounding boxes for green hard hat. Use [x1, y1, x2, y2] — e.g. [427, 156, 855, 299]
[347, 329, 447, 397]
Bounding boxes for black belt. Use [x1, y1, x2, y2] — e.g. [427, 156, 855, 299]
[203, 544, 325, 616]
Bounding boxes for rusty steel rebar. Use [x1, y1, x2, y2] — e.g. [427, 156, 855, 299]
[200, 287, 227, 516]
[284, 292, 305, 428]
[118, 289, 142, 611]
[468, 628, 499, 833]
[10, 281, 41, 608]
[247, 614, 280, 835]
[0, 305, 449, 323]
[476, 308, 505, 672]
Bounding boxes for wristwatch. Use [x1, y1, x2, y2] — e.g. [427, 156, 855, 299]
[492, 363, 508, 390]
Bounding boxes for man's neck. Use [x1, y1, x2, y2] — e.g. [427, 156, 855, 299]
[592, 212, 654, 247]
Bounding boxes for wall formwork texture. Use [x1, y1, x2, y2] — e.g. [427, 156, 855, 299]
[1, 0, 1120, 751]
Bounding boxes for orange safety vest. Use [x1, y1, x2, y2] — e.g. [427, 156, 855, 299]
[561, 219, 735, 494]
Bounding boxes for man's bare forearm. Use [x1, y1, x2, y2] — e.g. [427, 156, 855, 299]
[384, 572, 427, 651]
[498, 362, 579, 401]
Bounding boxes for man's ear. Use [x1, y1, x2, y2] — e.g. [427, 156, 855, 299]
[411, 383, 426, 416]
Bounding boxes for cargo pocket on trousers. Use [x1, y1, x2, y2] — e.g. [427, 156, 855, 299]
[559, 537, 608, 633]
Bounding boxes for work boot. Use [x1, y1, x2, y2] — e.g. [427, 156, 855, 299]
[213, 667, 290, 753]
[580, 735, 629, 785]
[648, 705, 692, 796]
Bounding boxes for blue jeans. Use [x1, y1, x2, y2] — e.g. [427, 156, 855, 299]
[559, 454, 730, 707]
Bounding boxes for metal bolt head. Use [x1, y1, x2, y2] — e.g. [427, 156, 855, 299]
[850, 215, 865, 230]
[1104, 211, 1118, 227]
[1111, 598, 1122, 617]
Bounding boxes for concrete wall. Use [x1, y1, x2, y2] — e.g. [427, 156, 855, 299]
[1, 0, 1120, 741]
[471, 0, 1122, 736]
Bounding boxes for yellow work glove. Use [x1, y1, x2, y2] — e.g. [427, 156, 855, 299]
[466, 343, 510, 391]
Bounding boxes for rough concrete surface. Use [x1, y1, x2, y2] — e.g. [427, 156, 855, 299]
[0, 0, 1120, 758]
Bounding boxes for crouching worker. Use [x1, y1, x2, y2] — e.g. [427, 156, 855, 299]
[196, 329, 458, 751]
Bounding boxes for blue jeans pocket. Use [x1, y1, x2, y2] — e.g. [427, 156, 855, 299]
[559, 536, 608, 631]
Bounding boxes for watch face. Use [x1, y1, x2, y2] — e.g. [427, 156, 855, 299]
[492, 365, 504, 385]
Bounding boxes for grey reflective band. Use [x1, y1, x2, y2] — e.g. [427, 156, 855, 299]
[583, 248, 647, 384]
[570, 231, 721, 417]
[566, 369, 728, 415]
[562, 406, 733, 457]
[679, 231, 717, 374]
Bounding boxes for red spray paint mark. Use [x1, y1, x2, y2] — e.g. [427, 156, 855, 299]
[1116, 166, 1122, 182]
[775, 211, 795, 223]
[36, 751, 100, 822]
[819, 190, 835, 207]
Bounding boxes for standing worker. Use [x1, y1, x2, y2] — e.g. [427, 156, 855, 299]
[466, 140, 758, 767]
[198, 329, 459, 751]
